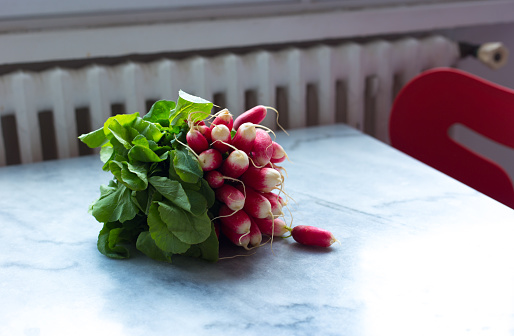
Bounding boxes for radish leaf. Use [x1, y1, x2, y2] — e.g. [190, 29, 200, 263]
[148, 203, 191, 254]
[184, 189, 207, 216]
[172, 148, 203, 183]
[80, 91, 219, 263]
[149, 176, 190, 212]
[90, 180, 139, 223]
[143, 100, 176, 124]
[170, 90, 213, 126]
[103, 113, 139, 137]
[109, 161, 148, 191]
[128, 145, 167, 162]
[133, 118, 164, 143]
[98, 222, 130, 259]
[79, 127, 107, 148]
[197, 223, 219, 262]
[157, 201, 211, 245]
[136, 231, 172, 263]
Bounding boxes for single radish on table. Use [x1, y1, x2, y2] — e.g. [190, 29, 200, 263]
[291, 225, 337, 247]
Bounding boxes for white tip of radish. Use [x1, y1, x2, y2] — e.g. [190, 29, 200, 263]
[261, 169, 282, 192]
[220, 150, 250, 178]
[211, 124, 231, 138]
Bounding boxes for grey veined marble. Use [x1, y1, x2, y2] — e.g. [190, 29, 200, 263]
[1, 124, 514, 336]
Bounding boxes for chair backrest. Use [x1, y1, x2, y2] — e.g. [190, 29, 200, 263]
[389, 67, 514, 208]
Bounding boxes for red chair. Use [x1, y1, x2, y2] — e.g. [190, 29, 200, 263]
[389, 67, 514, 208]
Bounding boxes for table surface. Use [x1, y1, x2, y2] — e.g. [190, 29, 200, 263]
[1, 124, 514, 336]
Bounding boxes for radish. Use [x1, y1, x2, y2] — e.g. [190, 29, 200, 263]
[222, 226, 251, 249]
[248, 218, 263, 247]
[261, 192, 283, 217]
[218, 205, 252, 248]
[253, 217, 289, 236]
[210, 109, 233, 131]
[198, 148, 222, 171]
[186, 129, 209, 154]
[291, 225, 337, 247]
[234, 185, 272, 219]
[218, 205, 251, 234]
[205, 170, 224, 189]
[250, 129, 274, 166]
[233, 105, 267, 130]
[215, 184, 245, 211]
[231, 122, 256, 153]
[197, 124, 212, 143]
[219, 150, 249, 178]
[270, 142, 287, 164]
[210, 124, 232, 153]
[240, 166, 282, 193]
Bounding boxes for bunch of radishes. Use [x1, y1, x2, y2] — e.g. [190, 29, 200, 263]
[186, 105, 336, 249]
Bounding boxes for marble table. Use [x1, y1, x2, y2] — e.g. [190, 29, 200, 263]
[1, 124, 514, 336]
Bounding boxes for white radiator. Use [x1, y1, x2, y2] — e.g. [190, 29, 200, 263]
[0, 35, 459, 166]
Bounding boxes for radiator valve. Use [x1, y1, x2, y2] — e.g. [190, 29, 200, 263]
[458, 41, 509, 70]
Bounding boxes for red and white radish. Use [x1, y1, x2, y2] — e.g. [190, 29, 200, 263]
[234, 185, 272, 219]
[233, 105, 267, 130]
[197, 124, 212, 143]
[218, 205, 251, 234]
[210, 124, 232, 153]
[205, 170, 224, 189]
[250, 129, 274, 166]
[210, 109, 233, 131]
[215, 184, 245, 211]
[186, 129, 209, 154]
[218, 205, 252, 248]
[231, 122, 256, 153]
[198, 148, 222, 171]
[222, 227, 251, 249]
[261, 192, 284, 217]
[219, 150, 249, 178]
[240, 165, 283, 193]
[253, 217, 289, 237]
[270, 141, 287, 164]
[291, 225, 336, 247]
[248, 218, 263, 247]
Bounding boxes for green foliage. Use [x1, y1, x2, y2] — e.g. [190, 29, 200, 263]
[80, 91, 218, 263]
